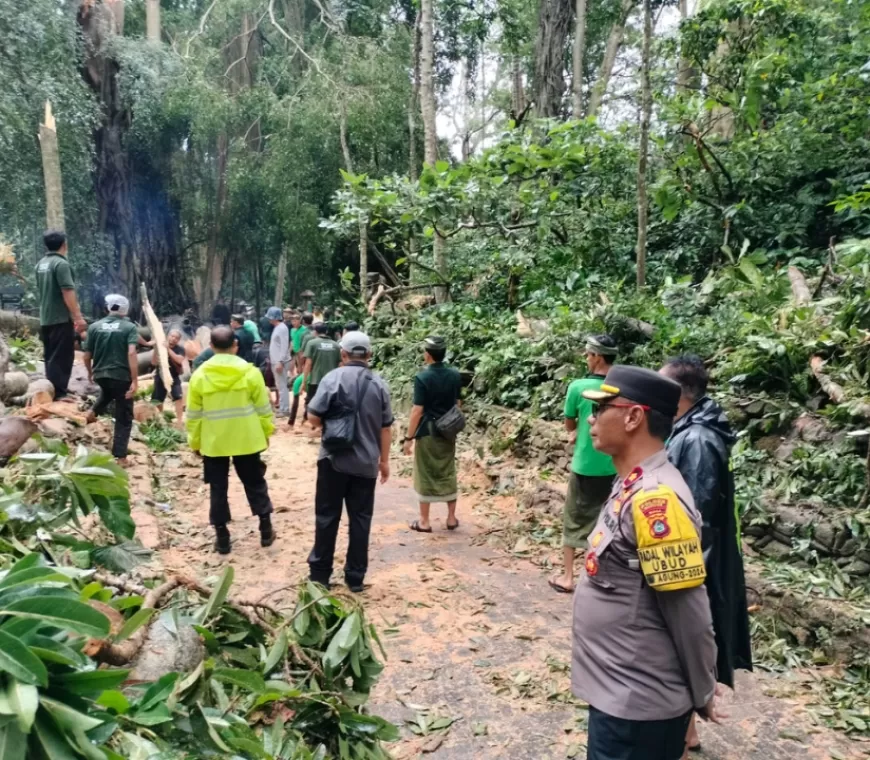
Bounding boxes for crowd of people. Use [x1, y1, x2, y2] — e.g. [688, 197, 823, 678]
[35, 227, 752, 760]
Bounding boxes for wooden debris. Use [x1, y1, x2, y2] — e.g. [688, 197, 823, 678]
[25, 402, 88, 425]
[788, 266, 812, 306]
[140, 284, 173, 390]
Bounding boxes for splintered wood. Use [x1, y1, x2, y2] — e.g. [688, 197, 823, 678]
[25, 401, 88, 425]
[140, 284, 173, 391]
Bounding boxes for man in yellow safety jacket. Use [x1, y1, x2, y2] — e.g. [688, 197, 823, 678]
[187, 325, 277, 554]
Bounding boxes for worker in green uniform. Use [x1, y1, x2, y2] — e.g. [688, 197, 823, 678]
[550, 335, 618, 593]
[83, 295, 139, 464]
[297, 313, 315, 372]
[36, 229, 87, 398]
[572, 365, 722, 760]
[301, 322, 341, 414]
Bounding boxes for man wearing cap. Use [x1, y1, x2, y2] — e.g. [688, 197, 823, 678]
[267, 306, 291, 416]
[83, 295, 139, 464]
[301, 323, 341, 413]
[403, 336, 463, 532]
[306, 331, 393, 593]
[572, 365, 722, 760]
[36, 229, 88, 399]
[550, 334, 618, 593]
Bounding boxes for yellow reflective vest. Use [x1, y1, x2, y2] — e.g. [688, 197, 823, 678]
[186, 353, 274, 457]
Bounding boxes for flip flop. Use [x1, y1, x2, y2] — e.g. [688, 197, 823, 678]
[689, 744, 702, 753]
[409, 520, 432, 533]
[548, 579, 574, 594]
[446, 520, 460, 531]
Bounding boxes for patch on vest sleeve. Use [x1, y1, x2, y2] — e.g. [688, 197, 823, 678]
[632, 485, 706, 591]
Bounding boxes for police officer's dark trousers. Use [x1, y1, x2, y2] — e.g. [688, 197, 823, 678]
[41, 321, 75, 398]
[204, 453, 273, 526]
[308, 459, 376, 587]
[92, 379, 134, 459]
[587, 707, 692, 760]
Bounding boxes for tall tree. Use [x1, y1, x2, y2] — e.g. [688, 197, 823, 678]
[533, 0, 573, 117]
[587, 0, 635, 118]
[38, 102, 65, 231]
[146, 0, 160, 43]
[571, 0, 588, 118]
[636, 0, 652, 287]
[420, 0, 448, 301]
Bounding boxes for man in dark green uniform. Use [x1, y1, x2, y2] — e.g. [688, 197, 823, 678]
[297, 313, 315, 372]
[550, 334, 618, 593]
[302, 323, 341, 412]
[36, 230, 87, 398]
[231, 314, 254, 362]
[83, 295, 139, 464]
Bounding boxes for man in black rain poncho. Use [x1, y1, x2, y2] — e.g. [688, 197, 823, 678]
[660, 356, 752, 755]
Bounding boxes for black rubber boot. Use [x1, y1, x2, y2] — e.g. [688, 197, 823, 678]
[259, 516, 276, 548]
[214, 524, 231, 555]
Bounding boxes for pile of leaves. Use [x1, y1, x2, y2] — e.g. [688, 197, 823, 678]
[0, 444, 397, 758]
[139, 418, 185, 454]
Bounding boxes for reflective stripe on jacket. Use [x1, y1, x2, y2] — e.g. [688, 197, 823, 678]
[186, 353, 275, 457]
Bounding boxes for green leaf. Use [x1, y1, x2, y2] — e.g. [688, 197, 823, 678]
[737, 257, 765, 290]
[91, 542, 151, 572]
[0, 567, 72, 591]
[96, 690, 130, 715]
[323, 612, 361, 670]
[28, 636, 84, 668]
[136, 673, 179, 712]
[95, 497, 136, 540]
[40, 697, 104, 733]
[0, 630, 48, 686]
[197, 566, 234, 624]
[435, 160, 449, 173]
[5, 679, 39, 733]
[31, 709, 80, 760]
[4, 553, 42, 577]
[54, 670, 130, 696]
[0, 720, 26, 760]
[264, 631, 288, 675]
[2, 598, 110, 638]
[213, 668, 266, 694]
[228, 738, 273, 759]
[190, 703, 231, 753]
[192, 625, 220, 654]
[113, 608, 155, 643]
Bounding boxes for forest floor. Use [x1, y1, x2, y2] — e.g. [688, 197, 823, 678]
[111, 422, 869, 760]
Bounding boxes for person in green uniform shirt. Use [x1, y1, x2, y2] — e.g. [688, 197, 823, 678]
[231, 314, 254, 362]
[83, 295, 139, 464]
[288, 373, 305, 430]
[301, 323, 341, 412]
[549, 335, 618, 593]
[36, 229, 87, 399]
[296, 313, 315, 372]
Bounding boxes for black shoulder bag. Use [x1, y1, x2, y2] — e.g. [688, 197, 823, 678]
[321, 370, 374, 452]
[433, 404, 466, 440]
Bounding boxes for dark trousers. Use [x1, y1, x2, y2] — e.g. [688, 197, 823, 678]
[308, 459, 376, 586]
[93, 378, 134, 459]
[302, 383, 318, 421]
[587, 707, 692, 760]
[289, 394, 301, 426]
[203, 452, 273, 526]
[40, 322, 75, 398]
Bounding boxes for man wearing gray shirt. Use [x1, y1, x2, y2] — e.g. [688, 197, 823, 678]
[306, 331, 393, 593]
[572, 365, 722, 760]
[267, 306, 291, 415]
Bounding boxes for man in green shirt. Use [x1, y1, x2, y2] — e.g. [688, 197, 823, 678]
[550, 334, 618, 593]
[35, 230, 87, 399]
[302, 323, 341, 414]
[296, 312, 314, 372]
[83, 295, 139, 463]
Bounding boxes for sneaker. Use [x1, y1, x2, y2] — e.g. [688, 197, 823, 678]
[346, 580, 365, 593]
[214, 525, 231, 554]
[259, 516, 276, 547]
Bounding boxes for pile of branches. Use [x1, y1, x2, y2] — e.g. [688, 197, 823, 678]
[0, 445, 397, 758]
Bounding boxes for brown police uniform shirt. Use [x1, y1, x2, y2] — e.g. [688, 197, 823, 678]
[571, 449, 717, 721]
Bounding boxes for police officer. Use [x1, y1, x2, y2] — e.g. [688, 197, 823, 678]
[571, 365, 722, 760]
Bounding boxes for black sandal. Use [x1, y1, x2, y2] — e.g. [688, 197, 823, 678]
[409, 520, 432, 533]
[446, 520, 459, 531]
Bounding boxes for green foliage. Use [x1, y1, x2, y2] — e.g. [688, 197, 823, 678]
[140, 419, 185, 453]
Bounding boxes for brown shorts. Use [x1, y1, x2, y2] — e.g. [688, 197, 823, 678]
[562, 473, 614, 548]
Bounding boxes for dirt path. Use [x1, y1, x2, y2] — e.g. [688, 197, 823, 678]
[130, 427, 866, 760]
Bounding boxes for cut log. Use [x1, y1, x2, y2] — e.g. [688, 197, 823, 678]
[138, 350, 155, 377]
[810, 355, 870, 418]
[0, 417, 38, 462]
[0, 371, 30, 401]
[139, 285, 172, 391]
[25, 402, 88, 425]
[24, 378, 55, 408]
[0, 310, 40, 334]
[788, 266, 812, 305]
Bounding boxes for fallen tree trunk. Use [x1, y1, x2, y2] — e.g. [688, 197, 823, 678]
[140, 284, 172, 391]
[138, 350, 155, 377]
[0, 372, 30, 401]
[0, 311, 40, 334]
[788, 266, 812, 305]
[810, 355, 870, 418]
[0, 417, 38, 463]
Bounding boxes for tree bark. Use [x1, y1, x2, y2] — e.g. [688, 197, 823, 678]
[420, 0, 448, 302]
[571, 0, 588, 118]
[511, 56, 526, 119]
[38, 102, 66, 231]
[587, 0, 635, 118]
[146, 0, 160, 43]
[201, 133, 228, 318]
[274, 246, 287, 306]
[676, 0, 696, 93]
[635, 0, 652, 288]
[408, 12, 421, 182]
[533, 0, 573, 117]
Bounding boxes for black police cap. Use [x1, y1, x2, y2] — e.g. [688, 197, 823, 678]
[582, 365, 681, 419]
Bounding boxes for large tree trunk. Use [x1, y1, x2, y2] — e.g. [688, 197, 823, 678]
[571, 0, 587, 118]
[533, 0, 573, 117]
[511, 55, 526, 119]
[408, 12, 420, 182]
[339, 101, 369, 303]
[587, 0, 635, 118]
[274, 246, 287, 306]
[145, 0, 160, 43]
[420, 0, 447, 302]
[635, 0, 652, 288]
[201, 133, 228, 318]
[676, 0, 696, 93]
